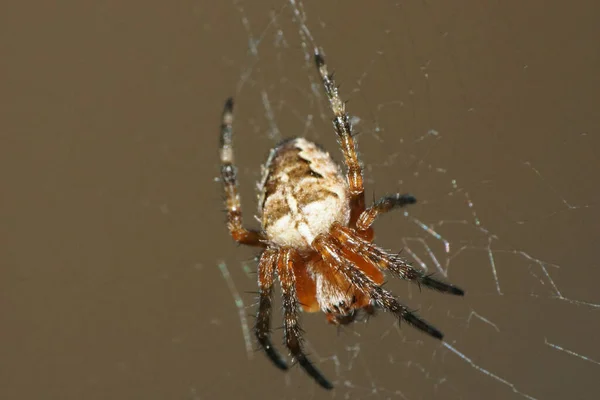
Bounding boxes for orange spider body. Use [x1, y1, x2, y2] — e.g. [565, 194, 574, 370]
[258, 137, 383, 321]
[218, 49, 464, 390]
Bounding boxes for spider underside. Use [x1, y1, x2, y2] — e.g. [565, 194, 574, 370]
[218, 49, 464, 390]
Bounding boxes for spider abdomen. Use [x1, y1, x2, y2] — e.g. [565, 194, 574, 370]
[258, 138, 350, 251]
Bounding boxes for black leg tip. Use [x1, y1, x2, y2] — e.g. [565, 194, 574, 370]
[421, 275, 465, 296]
[258, 339, 289, 371]
[224, 97, 234, 111]
[418, 322, 444, 340]
[272, 358, 289, 371]
[450, 286, 465, 296]
[403, 312, 444, 340]
[321, 380, 334, 390]
[429, 327, 444, 340]
[401, 193, 417, 204]
[297, 354, 334, 390]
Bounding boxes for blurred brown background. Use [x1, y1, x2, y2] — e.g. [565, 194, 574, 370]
[2, 1, 599, 399]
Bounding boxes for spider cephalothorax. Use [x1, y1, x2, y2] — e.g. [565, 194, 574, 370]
[218, 49, 464, 390]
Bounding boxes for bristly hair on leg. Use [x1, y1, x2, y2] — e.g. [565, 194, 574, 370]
[330, 223, 465, 296]
[387, 253, 465, 296]
[313, 234, 445, 340]
[255, 249, 288, 371]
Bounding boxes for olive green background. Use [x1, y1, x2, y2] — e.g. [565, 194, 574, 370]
[2, 1, 599, 399]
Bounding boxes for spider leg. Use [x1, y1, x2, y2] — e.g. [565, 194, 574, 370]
[356, 193, 417, 232]
[332, 224, 464, 296]
[255, 249, 288, 371]
[219, 98, 266, 247]
[313, 234, 445, 340]
[314, 50, 366, 226]
[277, 248, 333, 390]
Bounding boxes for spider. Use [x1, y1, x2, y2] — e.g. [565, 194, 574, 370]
[218, 49, 464, 390]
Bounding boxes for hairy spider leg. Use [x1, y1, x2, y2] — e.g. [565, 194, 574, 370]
[313, 234, 445, 340]
[314, 49, 366, 228]
[277, 249, 333, 390]
[219, 98, 266, 246]
[255, 249, 288, 371]
[331, 224, 465, 296]
[335, 243, 384, 318]
[356, 193, 417, 232]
